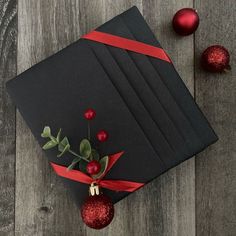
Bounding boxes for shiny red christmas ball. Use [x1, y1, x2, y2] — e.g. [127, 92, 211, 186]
[86, 160, 101, 175]
[172, 8, 199, 36]
[96, 130, 108, 142]
[84, 108, 96, 120]
[81, 194, 114, 229]
[201, 45, 230, 72]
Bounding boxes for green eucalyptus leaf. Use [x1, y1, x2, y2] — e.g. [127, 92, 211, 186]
[79, 160, 88, 173]
[57, 143, 70, 157]
[58, 137, 70, 152]
[56, 128, 62, 142]
[90, 149, 100, 161]
[67, 157, 81, 171]
[50, 136, 58, 143]
[92, 156, 109, 179]
[42, 140, 57, 150]
[80, 139, 91, 158]
[41, 126, 51, 138]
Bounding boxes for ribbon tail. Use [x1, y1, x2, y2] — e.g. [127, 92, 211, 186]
[99, 180, 145, 192]
[101, 151, 124, 177]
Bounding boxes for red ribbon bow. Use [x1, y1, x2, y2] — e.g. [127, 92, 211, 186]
[51, 152, 144, 192]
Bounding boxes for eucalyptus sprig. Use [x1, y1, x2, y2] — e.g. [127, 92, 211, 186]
[41, 108, 110, 178]
[41, 125, 109, 179]
[41, 126, 90, 163]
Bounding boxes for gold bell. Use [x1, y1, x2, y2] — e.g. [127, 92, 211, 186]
[89, 182, 100, 196]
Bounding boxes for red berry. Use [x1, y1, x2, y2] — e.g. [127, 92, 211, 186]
[97, 130, 108, 142]
[86, 160, 101, 175]
[84, 108, 96, 120]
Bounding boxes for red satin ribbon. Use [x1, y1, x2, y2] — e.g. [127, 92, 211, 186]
[51, 152, 144, 192]
[82, 30, 171, 63]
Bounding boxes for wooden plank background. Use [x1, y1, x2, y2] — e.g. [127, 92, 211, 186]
[0, 0, 235, 235]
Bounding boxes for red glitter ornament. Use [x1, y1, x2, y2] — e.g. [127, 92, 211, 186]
[84, 108, 96, 120]
[172, 8, 199, 36]
[201, 45, 230, 72]
[81, 184, 114, 229]
[97, 130, 108, 142]
[86, 160, 101, 175]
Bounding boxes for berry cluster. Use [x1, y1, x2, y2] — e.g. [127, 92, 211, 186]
[41, 108, 110, 177]
[84, 108, 108, 175]
[84, 108, 109, 142]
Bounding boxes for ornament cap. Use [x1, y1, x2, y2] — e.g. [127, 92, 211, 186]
[89, 182, 100, 196]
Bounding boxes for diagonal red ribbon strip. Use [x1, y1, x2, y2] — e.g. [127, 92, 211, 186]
[81, 30, 171, 63]
[50, 152, 144, 192]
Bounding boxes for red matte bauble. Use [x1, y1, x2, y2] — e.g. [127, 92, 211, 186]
[81, 194, 114, 229]
[97, 130, 108, 142]
[201, 45, 230, 72]
[86, 160, 101, 175]
[84, 108, 96, 120]
[172, 8, 199, 36]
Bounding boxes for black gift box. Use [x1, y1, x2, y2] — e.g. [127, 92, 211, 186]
[6, 6, 218, 206]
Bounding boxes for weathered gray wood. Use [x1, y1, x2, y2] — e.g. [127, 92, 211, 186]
[0, 0, 17, 235]
[16, 1, 83, 235]
[195, 0, 236, 236]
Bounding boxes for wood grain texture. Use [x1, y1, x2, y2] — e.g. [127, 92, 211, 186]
[0, 0, 17, 235]
[16, 1, 83, 235]
[195, 0, 236, 236]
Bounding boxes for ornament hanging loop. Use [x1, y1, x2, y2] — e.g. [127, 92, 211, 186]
[89, 182, 100, 196]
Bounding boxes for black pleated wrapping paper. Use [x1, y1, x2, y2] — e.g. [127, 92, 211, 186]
[6, 6, 218, 206]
